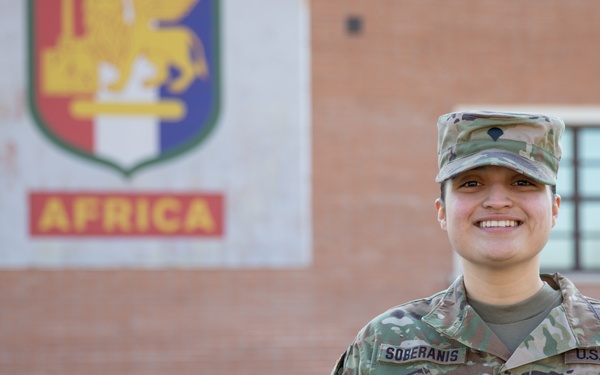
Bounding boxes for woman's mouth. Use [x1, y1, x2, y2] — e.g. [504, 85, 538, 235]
[478, 220, 521, 228]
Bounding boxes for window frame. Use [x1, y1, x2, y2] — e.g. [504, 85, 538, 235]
[552, 126, 600, 272]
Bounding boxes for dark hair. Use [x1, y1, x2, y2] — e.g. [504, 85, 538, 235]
[439, 180, 557, 202]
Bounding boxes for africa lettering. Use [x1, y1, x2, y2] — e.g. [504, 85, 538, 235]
[378, 344, 466, 365]
[29, 192, 224, 237]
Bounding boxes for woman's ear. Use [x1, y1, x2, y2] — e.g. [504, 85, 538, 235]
[551, 193, 561, 228]
[435, 198, 447, 230]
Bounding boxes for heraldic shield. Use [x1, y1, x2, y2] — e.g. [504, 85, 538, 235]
[28, 0, 220, 176]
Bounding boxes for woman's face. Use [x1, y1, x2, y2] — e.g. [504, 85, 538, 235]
[435, 166, 560, 271]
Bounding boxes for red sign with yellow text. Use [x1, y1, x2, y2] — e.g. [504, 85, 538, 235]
[30, 192, 223, 237]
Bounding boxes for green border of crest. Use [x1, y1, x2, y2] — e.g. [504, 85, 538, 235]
[27, 0, 221, 177]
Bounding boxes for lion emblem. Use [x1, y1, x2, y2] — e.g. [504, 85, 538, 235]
[43, 0, 208, 95]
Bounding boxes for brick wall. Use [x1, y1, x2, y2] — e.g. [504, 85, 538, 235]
[2, 1, 600, 374]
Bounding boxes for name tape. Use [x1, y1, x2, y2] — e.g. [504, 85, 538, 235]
[378, 344, 466, 365]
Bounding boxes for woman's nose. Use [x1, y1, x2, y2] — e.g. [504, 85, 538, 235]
[482, 184, 513, 209]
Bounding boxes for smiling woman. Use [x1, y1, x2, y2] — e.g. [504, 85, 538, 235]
[332, 110, 600, 375]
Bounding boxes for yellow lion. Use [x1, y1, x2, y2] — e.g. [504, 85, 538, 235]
[106, 0, 209, 93]
[44, 0, 209, 95]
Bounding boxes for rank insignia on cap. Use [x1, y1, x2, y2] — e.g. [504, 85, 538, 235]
[487, 127, 504, 142]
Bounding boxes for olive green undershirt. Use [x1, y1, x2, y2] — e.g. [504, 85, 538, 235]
[467, 282, 563, 353]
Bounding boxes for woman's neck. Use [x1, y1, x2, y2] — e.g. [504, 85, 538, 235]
[461, 263, 544, 305]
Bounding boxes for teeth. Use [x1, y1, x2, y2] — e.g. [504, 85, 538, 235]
[479, 220, 518, 228]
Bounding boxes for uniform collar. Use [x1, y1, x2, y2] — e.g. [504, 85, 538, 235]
[422, 275, 511, 359]
[422, 273, 600, 365]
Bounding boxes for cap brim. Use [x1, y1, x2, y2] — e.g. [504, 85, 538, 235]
[435, 149, 557, 185]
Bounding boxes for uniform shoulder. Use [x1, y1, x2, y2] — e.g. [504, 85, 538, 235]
[585, 294, 600, 303]
[332, 281, 463, 374]
[551, 273, 600, 311]
[584, 295, 600, 310]
[355, 288, 449, 340]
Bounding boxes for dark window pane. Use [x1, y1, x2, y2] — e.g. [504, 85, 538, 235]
[557, 165, 574, 198]
[580, 166, 600, 197]
[542, 234, 575, 270]
[581, 202, 600, 232]
[580, 129, 600, 159]
[581, 235, 600, 270]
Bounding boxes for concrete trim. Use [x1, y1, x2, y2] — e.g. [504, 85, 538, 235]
[453, 105, 600, 126]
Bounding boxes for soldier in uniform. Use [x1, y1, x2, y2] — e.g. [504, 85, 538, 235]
[331, 111, 600, 375]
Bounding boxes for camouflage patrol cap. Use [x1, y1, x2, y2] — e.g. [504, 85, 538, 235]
[436, 110, 565, 185]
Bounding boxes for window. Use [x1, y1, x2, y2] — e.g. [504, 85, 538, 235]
[542, 126, 600, 272]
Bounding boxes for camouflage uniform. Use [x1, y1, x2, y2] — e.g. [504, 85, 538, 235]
[332, 273, 600, 375]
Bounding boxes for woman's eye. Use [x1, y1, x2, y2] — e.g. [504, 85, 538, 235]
[461, 181, 480, 188]
[514, 179, 535, 186]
